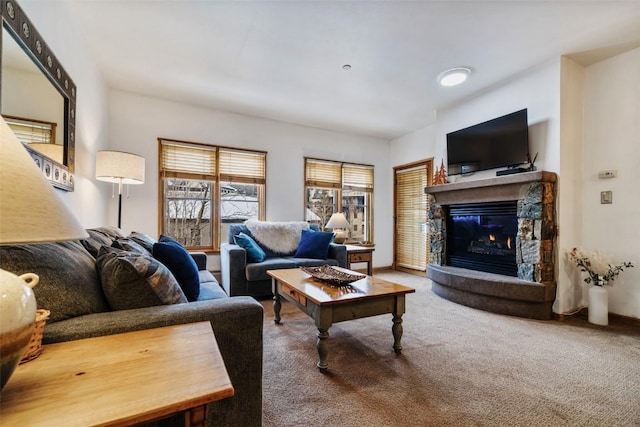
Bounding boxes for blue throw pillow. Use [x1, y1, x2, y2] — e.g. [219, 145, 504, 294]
[234, 232, 266, 263]
[295, 229, 335, 259]
[152, 241, 200, 301]
[159, 234, 181, 245]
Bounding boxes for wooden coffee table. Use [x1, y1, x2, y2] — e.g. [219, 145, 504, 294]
[0, 322, 234, 426]
[268, 267, 415, 372]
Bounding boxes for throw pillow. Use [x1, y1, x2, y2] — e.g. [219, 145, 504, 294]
[128, 231, 157, 253]
[234, 232, 266, 263]
[96, 246, 187, 310]
[112, 237, 150, 255]
[0, 241, 109, 323]
[294, 229, 335, 259]
[159, 234, 181, 245]
[152, 241, 201, 301]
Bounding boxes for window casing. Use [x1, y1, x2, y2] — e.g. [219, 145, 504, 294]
[304, 157, 374, 244]
[159, 139, 266, 251]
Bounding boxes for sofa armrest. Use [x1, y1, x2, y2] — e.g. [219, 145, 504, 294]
[44, 297, 263, 427]
[328, 243, 347, 268]
[220, 243, 250, 296]
[190, 251, 208, 270]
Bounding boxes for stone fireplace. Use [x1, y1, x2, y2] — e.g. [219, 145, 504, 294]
[425, 171, 557, 320]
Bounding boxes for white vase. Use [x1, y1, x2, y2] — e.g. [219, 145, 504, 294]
[588, 285, 608, 326]
[0, 269, 39, 389]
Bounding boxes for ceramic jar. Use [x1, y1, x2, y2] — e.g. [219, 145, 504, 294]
[0, 269, 38, 389]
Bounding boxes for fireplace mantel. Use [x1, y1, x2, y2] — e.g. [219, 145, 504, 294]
[425, 170, 557, 320]
[426, 170, 557, 205]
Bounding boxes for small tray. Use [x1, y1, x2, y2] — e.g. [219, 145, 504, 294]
[300, 265, 365, 287]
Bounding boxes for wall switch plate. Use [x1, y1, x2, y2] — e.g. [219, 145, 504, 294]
[598, 170, 617, 179]
[601, 191, 613, 204]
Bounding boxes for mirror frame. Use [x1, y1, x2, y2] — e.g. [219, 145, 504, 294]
[1, 0, 76, 191]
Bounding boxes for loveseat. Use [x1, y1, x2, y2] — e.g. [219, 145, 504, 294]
[220, 220, 347, 297]
[0, 226, 263, 427]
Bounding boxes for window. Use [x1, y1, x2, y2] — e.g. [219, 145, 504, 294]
[304, 157, 374, 244]
[159, 139, 266, 251]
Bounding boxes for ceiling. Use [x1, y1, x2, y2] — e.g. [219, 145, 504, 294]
[65, 1, 640, 140]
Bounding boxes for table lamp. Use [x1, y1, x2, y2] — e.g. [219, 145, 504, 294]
[325, 212, 350, 244]
[95, 150, 145, 229]
[0, 116, 88, 389]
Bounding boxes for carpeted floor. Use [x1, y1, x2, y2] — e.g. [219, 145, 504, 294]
[261, 270, 640, 427]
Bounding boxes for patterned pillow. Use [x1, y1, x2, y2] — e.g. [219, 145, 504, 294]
[96, 246, 187, 310]
[112, 237, 150, 255]
[129, 232, 157, 253]
[80, 229, 115, 258]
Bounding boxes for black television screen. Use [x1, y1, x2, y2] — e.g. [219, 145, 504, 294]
[446, 109, 529, 175]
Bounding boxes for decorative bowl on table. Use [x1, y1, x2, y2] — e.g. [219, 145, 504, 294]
[300, 265, 365, 287]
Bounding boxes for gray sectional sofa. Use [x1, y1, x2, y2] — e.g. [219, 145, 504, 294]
[221, 222, 347, 297]
[0, 226, 263, 427]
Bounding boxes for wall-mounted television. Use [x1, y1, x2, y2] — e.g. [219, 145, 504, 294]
[446, 109, 529, 176]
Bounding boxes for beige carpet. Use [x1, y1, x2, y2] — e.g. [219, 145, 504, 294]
[261, 271, 640, 427]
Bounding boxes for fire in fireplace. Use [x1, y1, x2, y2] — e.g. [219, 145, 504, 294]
[446, 201, 518, 276]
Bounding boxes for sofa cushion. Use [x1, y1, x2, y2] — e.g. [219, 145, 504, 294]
[295, 229, 335, 259]
[0, 241, 109, 323]
[153, 241, 200, 301]
[129, 231, 157, 253]
[97, 246, 187, 310]
[245, 257, 298, 281]
[197, 278, 228, 300]
[234, 232, 266, 263]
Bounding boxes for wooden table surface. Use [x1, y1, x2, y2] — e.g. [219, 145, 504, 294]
[0, 322, 234, 426]
[268, 266, 414, 306]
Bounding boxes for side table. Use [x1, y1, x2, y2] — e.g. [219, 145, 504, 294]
[345, 245, 375, 275]
[0, 322, 234, 426]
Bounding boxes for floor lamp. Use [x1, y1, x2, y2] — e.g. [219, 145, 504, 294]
[96, 150, 145, 229]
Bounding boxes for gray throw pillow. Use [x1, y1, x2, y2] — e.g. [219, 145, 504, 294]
[0, 241, 109, 323]
[96, 246, 187, 310]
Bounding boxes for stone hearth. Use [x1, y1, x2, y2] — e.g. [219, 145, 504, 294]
[425, 171, 557, 320]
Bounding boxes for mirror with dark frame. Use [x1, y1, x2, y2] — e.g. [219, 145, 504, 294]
[1, 0, 76, 191]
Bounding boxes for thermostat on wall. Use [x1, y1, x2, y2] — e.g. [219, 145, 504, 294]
[598, 170, 617, 179]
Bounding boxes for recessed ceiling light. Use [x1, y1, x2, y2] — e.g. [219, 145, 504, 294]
[438, 67, 471, 87]
[342, 64, 352, 71]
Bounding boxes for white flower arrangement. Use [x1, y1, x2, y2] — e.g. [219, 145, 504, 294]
[568, 247, 634, 286]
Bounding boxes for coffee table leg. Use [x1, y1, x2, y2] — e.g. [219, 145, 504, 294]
[273, 287, 282, 324]
[316, 328, 329, 372]
[392, 314, 403, 353]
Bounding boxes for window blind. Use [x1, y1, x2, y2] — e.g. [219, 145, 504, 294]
[305, 158, 341, 188]
[219, 148, 266, 184]
[160, 140, 216, 177]
[395, 165, 428, 271]
[5, 116, 55, 145]
[343, 164, 374, 190]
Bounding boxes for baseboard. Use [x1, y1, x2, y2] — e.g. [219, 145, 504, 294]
[555, 307, 640, 326]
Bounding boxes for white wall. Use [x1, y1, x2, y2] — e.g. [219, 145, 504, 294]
[108, 91, 392, 270]
[582, 48, 640, 318]
[20, 1, 110, 227]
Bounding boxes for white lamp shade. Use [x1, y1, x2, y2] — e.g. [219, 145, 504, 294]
[96, 150, 145, 184]
[0, 116, 88, 244]
[325, 212, 350, 229]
